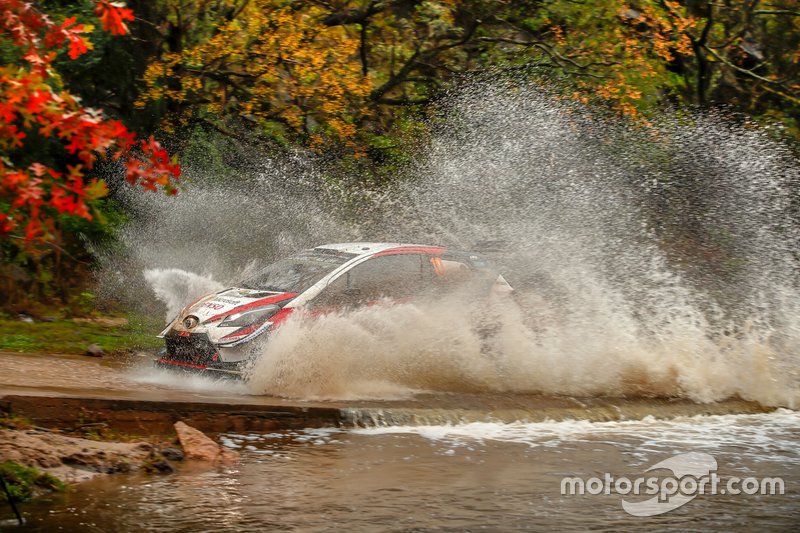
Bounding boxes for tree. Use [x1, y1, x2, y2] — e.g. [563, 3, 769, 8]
[144, 1, 800, 144]
[0, 0, 181, 243]
[662, 0, 800, 128]
[136, 0, 374, 150]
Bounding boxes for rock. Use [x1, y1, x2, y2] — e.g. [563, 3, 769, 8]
[85, 344, 104, 357]
[219, 448, 240, 465]
[61, 452, 103, 471]
[161, 447, 184, 461]
[108, 459, 132, 474]
[0, 428, 155, 484]
[145, 453, 176, 474]
[18, 314, 34, 323]
[174, 421, 239, 465]
[153, 459, 175, 474]
[174, 421, 219, 461]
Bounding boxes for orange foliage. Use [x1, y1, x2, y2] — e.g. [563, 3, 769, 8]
[94, 0, 135, 36]
[541, 1, 700, 117]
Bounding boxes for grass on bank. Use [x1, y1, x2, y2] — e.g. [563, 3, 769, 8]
[0, 461, 68, 503]
[0, 314, 163, 355]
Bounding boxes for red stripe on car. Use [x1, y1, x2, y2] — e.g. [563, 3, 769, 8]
[207, 292, 298, 322]
[268, 307, 294, 326]
[372, 246, 445, 257]
[219, 307, 295, 342]
[156, 358, 208, 370]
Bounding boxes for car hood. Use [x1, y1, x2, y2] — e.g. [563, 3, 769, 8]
[162, 287, 297, 334]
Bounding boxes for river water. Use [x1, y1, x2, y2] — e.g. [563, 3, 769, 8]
[7, 409, 798, 531]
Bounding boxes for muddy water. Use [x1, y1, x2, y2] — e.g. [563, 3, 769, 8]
[0, 351, 253, 404]
[0, 352, 772, 419]
[6, 410, 799, 532]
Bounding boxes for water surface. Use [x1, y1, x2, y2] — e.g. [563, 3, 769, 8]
[11, 410, 799, 532]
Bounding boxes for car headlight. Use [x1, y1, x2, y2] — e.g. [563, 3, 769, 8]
[219, 305, 280, 328]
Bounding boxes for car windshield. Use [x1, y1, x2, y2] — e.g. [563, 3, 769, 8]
[240, 249, 356, 293]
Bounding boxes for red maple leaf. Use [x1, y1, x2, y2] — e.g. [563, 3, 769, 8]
[28, 162, 47, 177]
[0, 213, 16, 233]
[0, 102, 16, 124]
[1, 170, 29, 189]
[25, 89, 51, 113]
[94, 1, 134, 36]
[64, 135, 86, 154]
[66, 32, 89, 59]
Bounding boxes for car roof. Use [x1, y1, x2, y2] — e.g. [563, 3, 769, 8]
[314, 242, 444, 257]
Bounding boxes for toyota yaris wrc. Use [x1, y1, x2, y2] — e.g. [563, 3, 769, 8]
[154, 242, 512, 376]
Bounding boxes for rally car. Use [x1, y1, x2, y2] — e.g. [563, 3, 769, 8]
[154, 242, 512, 376]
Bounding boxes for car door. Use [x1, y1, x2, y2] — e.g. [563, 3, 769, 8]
[313, 254, 426, 309]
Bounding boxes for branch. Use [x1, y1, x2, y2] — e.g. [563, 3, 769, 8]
[478, 37, 614, 72]
[753, 9, 800, 16]
[186, 68, 253, 96]
[369, 21, 479, 101]
[200, 118, 251, 143]
[6, 235, 91, 265]
[370, 49, 420, 101]
[321, 1, 391, 26]
[376, 96, 432, 105]
[359, 20, 369, 77]
[704, 45, 791, 87]
[761, 84, 800, 105]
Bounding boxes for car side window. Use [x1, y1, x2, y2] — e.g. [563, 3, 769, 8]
[311, 271, 351, 308]
[421, 255, 479, 293]
[421, 256, 440, 287]
[349, 254, 423, 300]
[314, 254, 426, 308]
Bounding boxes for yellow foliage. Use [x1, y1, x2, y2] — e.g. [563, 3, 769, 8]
[547, 0, 701, 117]
[137, 0, 373, 148]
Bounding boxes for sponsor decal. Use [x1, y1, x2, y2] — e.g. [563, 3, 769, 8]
[214, 297, 242, 305]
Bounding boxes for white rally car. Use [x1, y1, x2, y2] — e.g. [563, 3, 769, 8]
[154, 242, 512, 375]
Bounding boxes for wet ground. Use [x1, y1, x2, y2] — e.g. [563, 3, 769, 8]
[0, 352, 775, 423]
[0, 351, 251, 405]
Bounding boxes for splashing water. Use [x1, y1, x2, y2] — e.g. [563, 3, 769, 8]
[243, 290, 792, 404]
[107, 81, 800, 406]
[143, 268, 224, 321]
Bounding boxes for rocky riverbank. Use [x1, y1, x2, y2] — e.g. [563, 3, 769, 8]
[0, 427, 168, 485]
[0, 418, 237, 505]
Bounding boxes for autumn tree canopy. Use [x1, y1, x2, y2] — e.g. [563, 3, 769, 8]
[133, 0, 800, 149]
